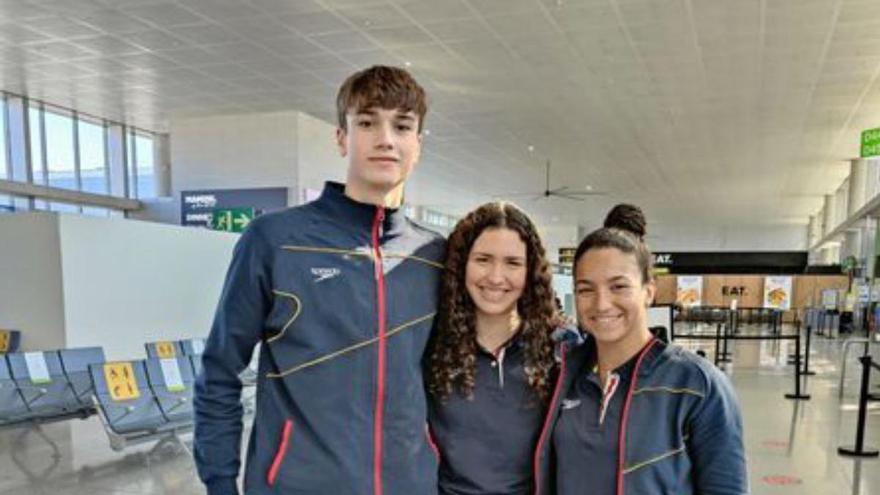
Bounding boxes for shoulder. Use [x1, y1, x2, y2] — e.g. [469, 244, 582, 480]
[241, 204, 318, 243]
[406, 218, 447, 245]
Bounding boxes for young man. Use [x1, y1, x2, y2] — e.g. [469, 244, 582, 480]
[194, 66, 445, 495]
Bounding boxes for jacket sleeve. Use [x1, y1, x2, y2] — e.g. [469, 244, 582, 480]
[688, 365, 749, 495]
[193, 225, 273, 495]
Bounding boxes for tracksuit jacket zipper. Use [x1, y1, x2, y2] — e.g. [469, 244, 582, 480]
[371, 206, 387, 495]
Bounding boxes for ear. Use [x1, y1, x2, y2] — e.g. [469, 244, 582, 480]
[644, 280, 657, 307]
[335, 127, 347, 157]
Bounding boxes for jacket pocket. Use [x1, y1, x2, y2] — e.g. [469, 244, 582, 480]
[266, 419, 294, 487]
[425, 424, 441, 463]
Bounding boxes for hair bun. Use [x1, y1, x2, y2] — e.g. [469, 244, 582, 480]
[603, 204, 646, 239]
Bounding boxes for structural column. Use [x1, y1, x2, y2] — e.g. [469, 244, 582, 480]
[849, 159, 869, 216]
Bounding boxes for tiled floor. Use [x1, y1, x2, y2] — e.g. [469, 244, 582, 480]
[1, 323, 878, 494]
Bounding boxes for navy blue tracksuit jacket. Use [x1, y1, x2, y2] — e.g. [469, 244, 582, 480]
[194, 182, 445, 495]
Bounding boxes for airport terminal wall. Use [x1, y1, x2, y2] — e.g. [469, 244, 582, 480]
[0, 212, 237, 359]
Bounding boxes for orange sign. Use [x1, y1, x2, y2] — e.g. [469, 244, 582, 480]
[103, 362, 140, 401]
[0, 330, 8, 353]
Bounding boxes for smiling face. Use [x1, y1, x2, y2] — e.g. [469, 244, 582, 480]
[337, 106, 421, 204]
[465, 227, 528, 320]
[574, 247, 656, 350]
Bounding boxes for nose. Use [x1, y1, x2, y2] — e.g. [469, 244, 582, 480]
[593, 288, 612, 311]
[486, 262, 505, 284]
[375, 121, 394, 150]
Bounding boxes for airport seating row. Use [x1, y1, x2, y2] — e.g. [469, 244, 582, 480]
[0, 338, 208, 453]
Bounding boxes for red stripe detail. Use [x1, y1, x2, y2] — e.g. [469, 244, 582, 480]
[532, 343, 567, 495]
[371, 207, 386, 495]
[425, 424, 441, 462]
[615, 338, 658, 495]
[266, 419, 293, 487]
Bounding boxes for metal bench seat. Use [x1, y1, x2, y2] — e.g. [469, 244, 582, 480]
[6, 351, 81, 418]
[144, 356, 195, 424]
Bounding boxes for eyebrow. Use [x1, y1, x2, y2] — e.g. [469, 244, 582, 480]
[575, 276, 630, 285]
[471, 251, 525, 261]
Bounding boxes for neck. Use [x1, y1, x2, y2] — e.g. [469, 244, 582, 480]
[596, 326, 652, 378]
[475, 310, 521, 352]
[344, 180, 404, 208]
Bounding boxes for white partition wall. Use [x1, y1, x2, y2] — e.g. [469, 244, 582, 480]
[0, 212, 237, 359]
[0, 213, 66, 351]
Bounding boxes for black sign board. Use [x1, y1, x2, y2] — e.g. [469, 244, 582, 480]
[181, 187, 288, 228]
[652, 251, 808, 274]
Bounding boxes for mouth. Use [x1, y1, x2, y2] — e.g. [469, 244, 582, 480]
[589, 314, 623, 325]
[477, 285, 510, 303]
[368, 157, 398, 164]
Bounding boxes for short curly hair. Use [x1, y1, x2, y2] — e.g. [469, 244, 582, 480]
[427, 201, 560, 401]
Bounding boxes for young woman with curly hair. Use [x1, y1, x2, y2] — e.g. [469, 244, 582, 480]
[426, 201, 562, 495]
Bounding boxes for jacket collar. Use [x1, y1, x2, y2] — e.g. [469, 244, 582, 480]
[562, 334, 670, 379]
[313, 181, 408, 237]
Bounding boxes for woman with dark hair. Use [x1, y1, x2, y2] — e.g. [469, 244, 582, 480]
[426, 201, 562, 495]
[533, 204, 748, 495]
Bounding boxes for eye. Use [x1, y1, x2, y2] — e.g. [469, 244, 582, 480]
[507, 259, 524, 268]
[612, 284, 630, 291]
[396, 124, 413, 132]
[576, 287, 594, 295]
[357, 119, 372, 128]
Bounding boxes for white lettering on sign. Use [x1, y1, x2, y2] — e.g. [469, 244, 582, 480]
[183, 194, 217, 207]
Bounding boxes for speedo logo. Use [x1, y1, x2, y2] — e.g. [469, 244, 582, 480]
[311, 267, 341, 283]
[561, 399, 582, 410]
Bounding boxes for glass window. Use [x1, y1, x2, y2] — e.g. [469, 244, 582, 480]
[78, 119, 108, 195]
[82, 206, 110, 217]
[29, 105, 45, 185]
[126, 130, 157, 199]
[50, 201, 80, 213]
[0, 96, 7, 180]
[44, 109, 76, 191]
[134, 132, 155, 199]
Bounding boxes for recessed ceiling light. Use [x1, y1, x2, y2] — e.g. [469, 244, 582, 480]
[527, 144, 535, 152]
[404, 61, 412, 67]
[585, 185, 593, 191]
[423, 129, 431, 136]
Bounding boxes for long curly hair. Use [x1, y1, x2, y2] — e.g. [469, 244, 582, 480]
[427, 201, 559, 401]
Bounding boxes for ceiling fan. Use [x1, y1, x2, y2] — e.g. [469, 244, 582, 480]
[501, 160, 607, 202]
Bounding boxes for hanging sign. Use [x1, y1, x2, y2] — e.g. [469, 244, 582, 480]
[861, 127, 880, 158]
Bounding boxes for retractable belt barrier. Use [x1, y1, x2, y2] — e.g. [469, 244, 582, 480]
[838, 354, 880, 458]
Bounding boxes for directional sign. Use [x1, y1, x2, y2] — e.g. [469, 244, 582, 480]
[103, 362, 140, 401]
[861, 127, 880, 158]
[210, 207, 255, 233]
[0, 330, 8, 352]
[154, 341, 177, 359]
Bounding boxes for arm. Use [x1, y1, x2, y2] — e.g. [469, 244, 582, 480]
[687, 365, 749, 495]
[194, 226, 273, 495]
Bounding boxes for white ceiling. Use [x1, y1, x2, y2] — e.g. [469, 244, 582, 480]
[2, 0, 880, 234]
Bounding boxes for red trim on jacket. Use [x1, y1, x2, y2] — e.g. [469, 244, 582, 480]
[371, 207, 387, 495]
[615, 338, 658, 495]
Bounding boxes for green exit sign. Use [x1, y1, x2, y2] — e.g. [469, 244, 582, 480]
[210, 207, 254, 233]
[861, 127, 880, 158]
